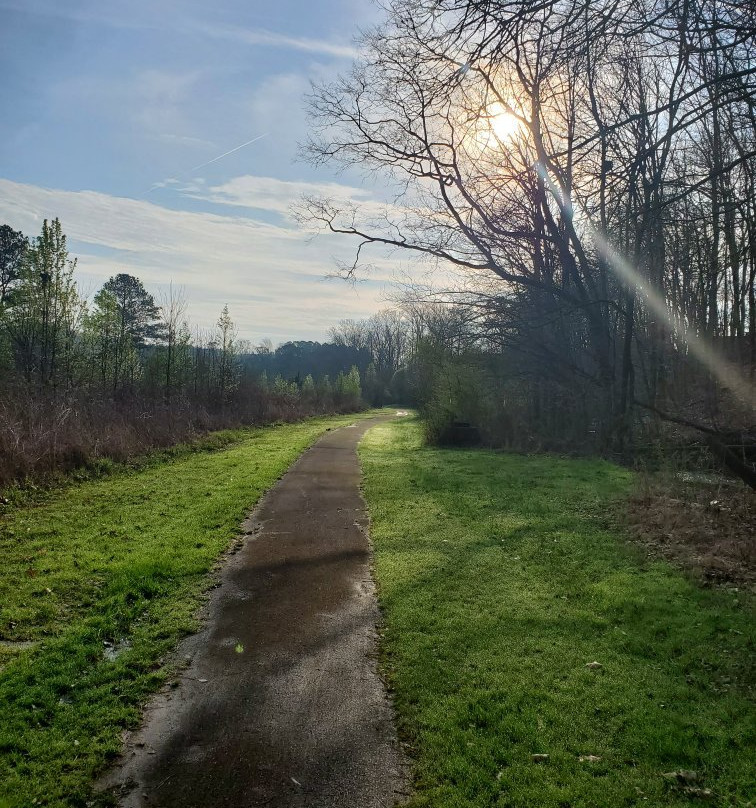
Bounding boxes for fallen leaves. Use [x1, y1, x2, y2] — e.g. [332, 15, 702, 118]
[626, 483, 756, 587]
[585, 661, 603, 670]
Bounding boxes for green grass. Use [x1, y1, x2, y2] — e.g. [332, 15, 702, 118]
[360, 417, 755, 808]
[0, 412, 376, 808]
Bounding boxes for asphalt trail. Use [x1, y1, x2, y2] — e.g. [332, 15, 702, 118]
[104, 417, 408, 807]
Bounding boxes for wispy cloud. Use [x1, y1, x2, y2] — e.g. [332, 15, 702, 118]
[2, 3, 360, 59]
[158, 133, 216, 149]
[0, 179, 401, 341]
[196, 22, 360, 60]
[179, 174, 416, 234]
[182, 174, 373, 215]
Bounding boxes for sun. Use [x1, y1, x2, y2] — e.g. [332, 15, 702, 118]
[489, 103, 521, 140]
[473, 101, 523, 150]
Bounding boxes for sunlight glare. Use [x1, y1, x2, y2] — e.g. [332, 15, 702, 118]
[533, 161, 754, 409]
[474, 102, 523, 150]
[489, 103, 520, 140]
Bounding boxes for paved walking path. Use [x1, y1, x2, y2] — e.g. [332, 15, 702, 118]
[105, 417, 408, 807]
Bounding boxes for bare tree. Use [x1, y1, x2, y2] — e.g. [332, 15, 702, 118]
[160, 284, 189, 402]
[302, 0, 755, 470]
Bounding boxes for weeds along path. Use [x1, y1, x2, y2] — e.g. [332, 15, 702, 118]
[0, 413, 399, 808]
[102, 415, 408, 807]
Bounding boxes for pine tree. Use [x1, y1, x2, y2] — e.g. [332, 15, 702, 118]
[214, 305, 239, 404]
[6, 219, 82, 388]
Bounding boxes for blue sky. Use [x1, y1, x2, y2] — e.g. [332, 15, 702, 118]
[0, 0, 410, 343]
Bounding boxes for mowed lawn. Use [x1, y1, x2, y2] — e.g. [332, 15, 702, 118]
[0, 413, 372, 808]
[360, 417, 755, 808]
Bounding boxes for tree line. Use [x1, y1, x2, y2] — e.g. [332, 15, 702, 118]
[301, 0, 755, 483]
[0, 219, 366, 486]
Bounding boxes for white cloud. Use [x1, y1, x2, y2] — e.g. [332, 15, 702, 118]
[2, 3, 361, 59]
[197, 22, 360, 60]
[0, 179, 403, 342]
[183, 174, 373, 216]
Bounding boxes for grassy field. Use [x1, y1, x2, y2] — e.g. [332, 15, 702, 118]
[0, 412, 374, 808]
[360, 417, 755, 808]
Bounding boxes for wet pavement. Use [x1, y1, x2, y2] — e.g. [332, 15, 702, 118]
[102, 417, 408, 807]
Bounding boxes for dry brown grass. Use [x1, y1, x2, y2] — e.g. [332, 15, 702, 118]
[626, 472, 756, 589]
[0, 388, 365, 489]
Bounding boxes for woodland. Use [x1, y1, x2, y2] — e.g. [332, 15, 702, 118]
[300, 0, 755, 486]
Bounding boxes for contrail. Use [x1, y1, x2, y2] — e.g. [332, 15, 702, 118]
[147, 132, 268, 194]
[190, 132, 268, 172]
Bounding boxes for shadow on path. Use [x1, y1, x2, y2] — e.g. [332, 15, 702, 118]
[101, 417, 409, 808]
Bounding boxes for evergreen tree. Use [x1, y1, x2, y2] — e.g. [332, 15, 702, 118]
[364, 361, 380, 405]
[345, 365, 362, 399]
[301, 374, 315, 396]
[317, 374, 332, 398]
[100, 273, 163, 348]
[0, 224, 28, 306]
[6, 219, 82, 387]
[214, 305, 239, 403]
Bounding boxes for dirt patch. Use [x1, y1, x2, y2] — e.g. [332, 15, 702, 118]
[626, 475, 756, 589]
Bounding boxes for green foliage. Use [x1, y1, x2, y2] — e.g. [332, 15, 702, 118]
[336, 365, 362, 401]
[328, 310, 409, 404]
[84, 289, 141, 391]
[361, 417, 755, 808]
[347, 364, 362, 398]
[4, 219, 83, 387]
[272, 374, 297, 397]
[364, 361, 381, 405]
[318, 374, 332, 396]
[301, 374, 315, 395]
[0, 224, 28, 306]
[167, 321, 192, 394]
[213, 304, 239, 402]
[410, 339, 499, 444]
[99, 273, 162, 348]
[0, 413, 375, 807]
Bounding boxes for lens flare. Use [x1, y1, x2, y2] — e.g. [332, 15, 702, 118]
[534, 162, 754, 408]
